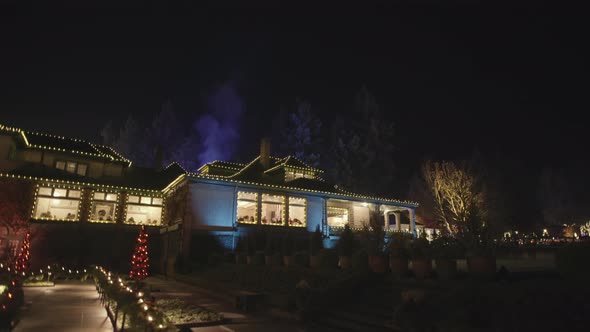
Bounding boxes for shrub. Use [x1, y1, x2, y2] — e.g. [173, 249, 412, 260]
[251, 251, 265, 265]
[352, 249, 369, 271]
[388, 231, 412, 259]
[310, 225, 324, 256]
[281, 232, 294, 256]
[207, 253, 223, 266]
[318, 248, 339, 269]
[337, 225, 354, 256]
[293, 251, 309, 267]
[264, 232, 275, 256]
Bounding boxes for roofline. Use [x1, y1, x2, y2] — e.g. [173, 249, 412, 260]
[187, 172, 419, 208]
[1, 123, 132, 166]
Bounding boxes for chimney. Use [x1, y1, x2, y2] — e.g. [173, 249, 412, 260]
[260, 137, 271, 169]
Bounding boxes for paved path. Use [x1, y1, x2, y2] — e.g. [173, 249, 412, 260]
[144, 277, 304, 332]
[14, 282, 111, 332]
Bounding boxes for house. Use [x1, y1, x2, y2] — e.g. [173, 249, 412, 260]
[0, 123, 419, 270]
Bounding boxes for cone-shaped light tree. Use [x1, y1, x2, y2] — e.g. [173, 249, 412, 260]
[14, 231, 30, 273]
[129, 226, 149, 282]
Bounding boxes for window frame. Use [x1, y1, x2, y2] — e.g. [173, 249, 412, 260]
[287, 196, 307, 227]
[236, 191, 258, 224]
[261, 193, 286, 226]
[124, 193, 165, 226]
[55, 160, 88, 176]
[33, 185, 83, 222]
[89, 190, 119, 223]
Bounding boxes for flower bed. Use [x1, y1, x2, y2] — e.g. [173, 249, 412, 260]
[157, 298, 223, 326]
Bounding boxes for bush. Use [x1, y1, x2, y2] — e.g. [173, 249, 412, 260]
[352, 249, 369, 272]
[293, 251, 309, 267]
[337, 225, 354, 256]
[310, 225, 324, 256]
[223, 252, 235, 263]
[282, 232, 294, 256]
[318, 249, 339, 269]
[556, 242, 590, 281]
[251, 251, 265, 265]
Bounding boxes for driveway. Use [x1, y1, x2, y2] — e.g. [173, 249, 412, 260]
[14, 281, 111, 332]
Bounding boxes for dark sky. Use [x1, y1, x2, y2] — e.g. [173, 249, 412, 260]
[1, 2, 587, 173]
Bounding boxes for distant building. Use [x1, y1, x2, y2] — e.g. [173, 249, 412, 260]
[0, 123, 419, 270]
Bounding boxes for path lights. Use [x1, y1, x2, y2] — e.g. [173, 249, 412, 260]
[147, 315, 153, 322]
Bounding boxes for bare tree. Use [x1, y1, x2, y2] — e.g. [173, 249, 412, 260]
[421, 160, 488, 239]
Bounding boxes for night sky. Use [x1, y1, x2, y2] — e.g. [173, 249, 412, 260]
[1, 2, 587, 173]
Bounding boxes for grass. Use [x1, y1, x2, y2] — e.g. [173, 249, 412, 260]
[157, 298, 223, 325]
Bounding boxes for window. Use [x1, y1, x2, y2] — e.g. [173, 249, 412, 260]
[261, 194, 285, 225]
[285, 169, 317, 182]
[55, 160, 88, 176]
[327, 207, 349, 227]
[237, 191, 258, 224]
[288, 197, 306, 227]
[34, 186, 81, 221]
[90, 191, 118, 223]
[125, 194, 163, 226]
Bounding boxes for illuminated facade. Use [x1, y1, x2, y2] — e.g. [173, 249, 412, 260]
[1, 124, 420, 261]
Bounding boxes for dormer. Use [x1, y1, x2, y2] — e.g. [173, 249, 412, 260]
[264, 155, 323, 182]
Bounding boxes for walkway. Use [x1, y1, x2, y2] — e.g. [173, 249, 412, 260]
[14, 281, 111, 332]
[144, 277, 304, 332]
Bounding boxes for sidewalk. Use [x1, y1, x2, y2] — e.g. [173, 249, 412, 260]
[14, 281, 111, 332]
[144, 276, 303, 332]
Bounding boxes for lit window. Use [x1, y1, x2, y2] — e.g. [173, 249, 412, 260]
[237, 192, 258, 224]
[327, 199, 351, 227]
[66, 162, 77, 173]
[288, 197, 306, 227]
[53, 189, 67, 197]
[261, 194, 284, 226]
[90, 191, 117, 223]
[34, 186, 81, 221]
[125, 195, 163, 226]
[77, 164, 87, 176]
[56, 161, 66, 170]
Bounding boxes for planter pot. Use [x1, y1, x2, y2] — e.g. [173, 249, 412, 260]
[265, 255, 274, 266]
[411, 258, 433, 279]
[283, 255, 293, 267]
[368, 255, 387, 273]
[339, 256, 352, 269]
[434, 258, 457, 280]
[389, 256, 409, 277]
[309, 255, 321, 269]
[467, 256, 497, 279]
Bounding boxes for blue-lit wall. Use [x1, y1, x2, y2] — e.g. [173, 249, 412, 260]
[189, 182, 235, 228]
[306, 196, 323, 233]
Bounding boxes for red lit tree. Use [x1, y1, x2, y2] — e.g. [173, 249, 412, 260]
[129, 226, 149, 282]
[14, 231, 30, 273]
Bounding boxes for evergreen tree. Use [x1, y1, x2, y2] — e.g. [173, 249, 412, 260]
[113, 115, 151, 167]
[172, 120, 202, 172]
[148, 101, 184, 168]
[129, 226, 149, 282]
[280, 99, 323, 167]
[328, 86, 396, 195]
[14, 231, 30, 273]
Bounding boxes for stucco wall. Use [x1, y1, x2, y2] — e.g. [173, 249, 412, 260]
[306, 195, 323, 232]
[188, 182, 235, 228]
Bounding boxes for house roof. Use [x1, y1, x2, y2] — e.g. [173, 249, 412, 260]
[0, 123, 131, 165]
[0, 162, 186, 193]
[191, 154, 418, 207]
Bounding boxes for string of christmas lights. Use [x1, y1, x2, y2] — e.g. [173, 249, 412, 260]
[129, 226, 149, 282]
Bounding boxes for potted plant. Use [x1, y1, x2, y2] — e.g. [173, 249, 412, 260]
[309, 225, 323, 268]
[337, 224, 354, 269]
[281, 232, 294, 267]
[409, 233, 432, 279]
[235, 237, 248, 264]
[362, 211, 387, 273]
[264, 233, 275, 265]
[462, 215, 497, 279]
[246, 234, 256, 265]
[388, 231, 411, 278]
[430, 232, 461, 279]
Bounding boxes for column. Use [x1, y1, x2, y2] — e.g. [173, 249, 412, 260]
[408, 208, 416, 236]
[393, 212, 401, 231]
[384, 212, 390, 230]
